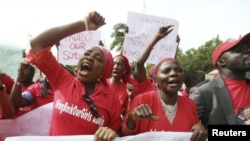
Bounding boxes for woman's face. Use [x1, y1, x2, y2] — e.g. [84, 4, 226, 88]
[75, 47, 104, 84]
[156, 60, 184, 95]
[112, 57, 126, 79]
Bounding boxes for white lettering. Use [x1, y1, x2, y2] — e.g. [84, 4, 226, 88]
[212, 129, 218, 136]
[54, 99, 104, 126]
[212, 129, 247, 136]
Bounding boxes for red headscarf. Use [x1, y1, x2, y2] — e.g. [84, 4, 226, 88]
[153, 57, 176, 80]
[114, 55, 131, 84]
[98, 46, 114, 81]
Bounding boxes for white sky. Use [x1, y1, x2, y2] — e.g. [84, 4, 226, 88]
[0, 0, 250, 52]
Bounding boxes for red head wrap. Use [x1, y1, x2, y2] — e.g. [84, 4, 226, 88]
[153, 57, 176, 80]
[114, 55, 131, 84]
[98, 46, 114, 81]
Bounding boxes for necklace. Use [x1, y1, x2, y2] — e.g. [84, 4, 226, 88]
[158, 91, 178, 124]
[162, 102, 177, 113]
[160, 99, 178, 124]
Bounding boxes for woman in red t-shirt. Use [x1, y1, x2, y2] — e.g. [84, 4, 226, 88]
[107, 55, 131, 116]
[26, 11, 122, 141]
[11, 78, 54, 117]
[122, 57, 207, 141]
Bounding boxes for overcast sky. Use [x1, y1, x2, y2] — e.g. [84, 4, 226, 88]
[0, 0, 250, 52]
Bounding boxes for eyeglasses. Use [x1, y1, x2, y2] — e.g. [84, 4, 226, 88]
[82, 95, 99, 118]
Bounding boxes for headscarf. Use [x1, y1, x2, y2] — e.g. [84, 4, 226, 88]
[153, 57, 176, 80]
[114, 55, 131, 84]
[98, 46, 114, 81]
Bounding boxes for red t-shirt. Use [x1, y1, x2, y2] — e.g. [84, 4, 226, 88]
[107, 80, 128, 112]
[224, 78, 250, 115]
[0, 74, 14, 119]
[22, 82, 54, 110]
[181, 88, 189, 97]
[129, 78, 155, 97]
[26, 48, 122, 135]
[2, 74, 14, 95]
[122, 91, 199, 135]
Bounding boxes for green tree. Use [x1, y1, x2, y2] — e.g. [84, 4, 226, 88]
[178, 35, 222, 73]
[110, 23, 128, 52]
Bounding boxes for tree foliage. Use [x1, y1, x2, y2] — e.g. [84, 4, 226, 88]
[110, 23, 127, 51]
[177, 35, 222, 73]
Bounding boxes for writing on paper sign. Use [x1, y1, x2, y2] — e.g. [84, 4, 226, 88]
[58, 31, 101, 65]
[123, 11, 179, 64]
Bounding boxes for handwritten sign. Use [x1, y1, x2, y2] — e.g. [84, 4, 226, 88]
[123, 11, 179, 64]
[58, 31, 101, 65]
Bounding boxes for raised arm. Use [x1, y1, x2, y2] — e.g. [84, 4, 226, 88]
[133, 25, 174, 82]
[30, 11, 106, 53]
[10, 62, 31, 109]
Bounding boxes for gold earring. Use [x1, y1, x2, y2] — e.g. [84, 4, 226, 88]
[97, 78, 101, 82]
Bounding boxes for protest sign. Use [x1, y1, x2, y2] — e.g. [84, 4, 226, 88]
[58, 31, 101, 65]
[123, 11, 179, 64]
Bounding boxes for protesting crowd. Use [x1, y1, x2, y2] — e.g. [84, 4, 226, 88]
[0, 11, 250, 141]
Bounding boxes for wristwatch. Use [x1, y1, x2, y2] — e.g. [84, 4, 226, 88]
[0, 85, 5, 91]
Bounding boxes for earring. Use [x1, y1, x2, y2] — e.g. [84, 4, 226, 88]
[97, 78, 101, 82]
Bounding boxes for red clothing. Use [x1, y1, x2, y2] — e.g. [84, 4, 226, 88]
[224, 78, 250, 113]
[22, 82, 54, 110]
[0, 74, 13, 119]
[181, 88, 189, 97]
[2, 74, 14, 95]
[26, 48, 122, 135]
[14, 83, 36, 117]
[107, 80, 128, 113]
[129, 78, 155, 97]
[122, 91, 199, 135]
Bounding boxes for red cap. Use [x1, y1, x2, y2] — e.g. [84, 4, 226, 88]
[212, 32, 250, 66]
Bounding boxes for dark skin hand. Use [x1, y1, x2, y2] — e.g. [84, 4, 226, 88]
[85, 11, 106, 30]
[129, 104, 160, 121]
[155, 25, 174, 40]
[94, 127, 118, 141]
[125, 104, 160, 131]
[190, 122, 208, 141]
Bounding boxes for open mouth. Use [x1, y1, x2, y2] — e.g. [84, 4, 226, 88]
[80, 63, 92, 75]
[168, 80, 180, 87]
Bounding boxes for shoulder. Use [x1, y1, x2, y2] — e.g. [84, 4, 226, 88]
[179, 96, 195, 104]
[134, 91, 157, 101]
